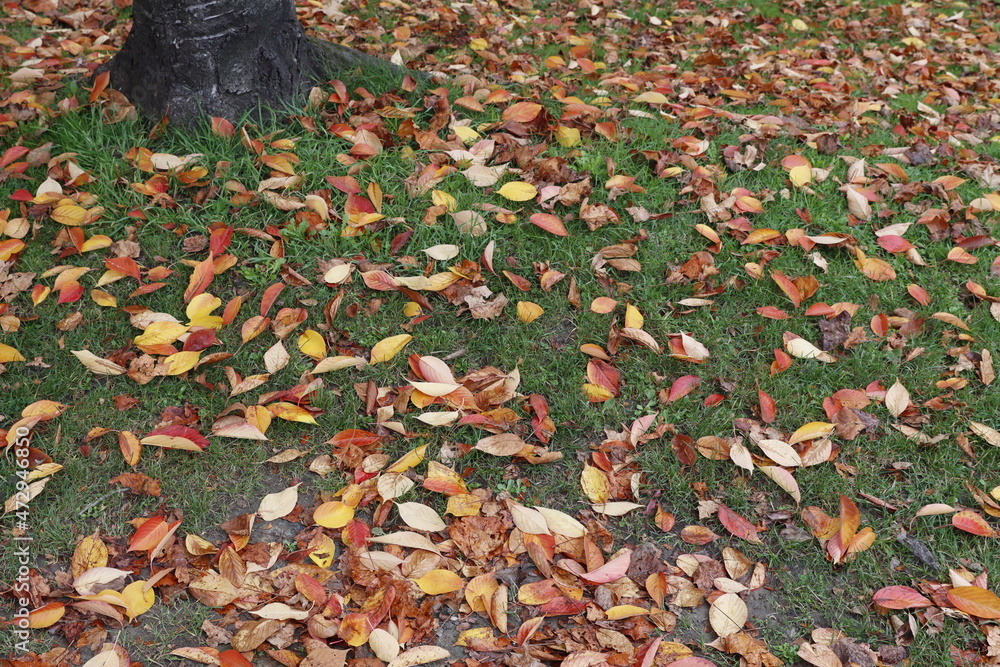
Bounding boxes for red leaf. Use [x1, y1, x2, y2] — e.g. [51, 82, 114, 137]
[770, 348, 792, 375]
[529, 213, 569, 236]
[587, 359, 620, 395]
[666, 375, 701, 403]
[260, 282, 284, 317]
[144, 425, 210, 450]
[872, 585, 932, 610]
[0, 146, 29, 170]
[703, 394, 725, 407]
[756, 306, 790, 320]
[671, 434, 697, 466]
[210, 226, 234, 257]
[758, 390, 776, 423]
[717, 503, 762, 544]
[952, 511, 998, 537]
[876, 235, 914, 253]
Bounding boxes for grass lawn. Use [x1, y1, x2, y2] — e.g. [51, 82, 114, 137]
[2, 0, 1000, 665]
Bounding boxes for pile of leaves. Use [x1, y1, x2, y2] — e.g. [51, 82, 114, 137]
[3, 0, 1000, 665]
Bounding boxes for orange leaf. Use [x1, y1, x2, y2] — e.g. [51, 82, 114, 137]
[947, 586, 1000, 619]
[838, 495, 860, 547]
[758, 390, 776, 423]
[770, 270, 802, 307]
[183, 257, 214, 303]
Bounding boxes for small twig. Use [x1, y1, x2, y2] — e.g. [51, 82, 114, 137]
[78, 487, 129, 516]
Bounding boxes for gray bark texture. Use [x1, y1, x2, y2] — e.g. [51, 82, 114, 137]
[105, 0, 408, 126]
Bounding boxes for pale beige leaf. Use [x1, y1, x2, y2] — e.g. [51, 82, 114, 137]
[535, 506, 587, 538]
[591, 502, 644, 516]
[397, 502, 447, 532]
[423, 244, 460, 261]
[885, 379, 910, 418]
[369, 628, 400, 662]
[709, 593, 748, 637]
[72, 350, 126, 375]
[386, 645, 451, 667]
[415, 412, 460, 426]
[368, 531, 441, 554]
[756, 439, 802, 467]
[377, 473, 414, 500]
[758, 466, 801, 503]
[313, 356, 366, 373]
[844, 186, 872, 220]
[250, 602, 310, 620]
[785, 337, 835, 362]
[264, 341, 290, 374]
[970, 422, 1000, 447]
[475, 433, 527, 456]
[257, 484, 300, 522]
[509, 504, 550, 535]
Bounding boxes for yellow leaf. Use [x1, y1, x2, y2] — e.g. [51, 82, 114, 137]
[313, 356, 366, 373]
[555, 126, 581, 148]
[297, 329, 327, 360]
[581, 464, 610, 503]
[164, 350, 201, 375]
[496, 181, 538, 201]
[789, 164, 812, 187]
[790, 18, 808, 30]
[267, 402, 318, 424]
[308, 533, 337, 569]
[452, 126, 481, 144]
[604, 605, 648, 620]
[582, 383, 613, 402]
[633, 91, 670, 105]
[370, 334, 412, 364]
[386, 444, 428, 473]
[469, 38, 488, 50]
[314, 501, 355, 528]
[134, 321, 189, 347]
[50, 203, 88, 225]
[80, 235, 113, 252]
[121, 580, 155, 619]
[516, 301, 543, 323]
[788, 422, 834, 444]
[414, 569, 463, 595]
[0, 342, 26, 363]
[431, 190, 458, 211]
[91, 289, 117, 307]
[186, 293, 223, 328]
[625, 304, 643, 329]
[72, 350, 126, 375]
[403, 301, 423, 317]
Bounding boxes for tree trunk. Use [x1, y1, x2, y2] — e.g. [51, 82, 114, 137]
[105, 0, 406, 126]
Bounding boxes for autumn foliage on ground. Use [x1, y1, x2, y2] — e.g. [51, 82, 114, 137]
[2, 0, 1000, 666]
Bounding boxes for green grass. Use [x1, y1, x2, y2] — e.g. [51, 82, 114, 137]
[3, 0, 1000, 664]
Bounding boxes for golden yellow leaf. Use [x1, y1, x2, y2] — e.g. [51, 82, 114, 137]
[624, 304, 643, 329]
[0, 342, 25, 363]
[516, 301, 543, 323]
[414, 569, 463, 595]
[581, 464, 610, 503]
[555, 126, 581, 147]
[789, 164, 811, 187]
[496, 181, 538, 201]
[134, 321, 188, 348]
[297, 329, 327, 360]
[431, 190, 458, 211]
[164, 350, 201, 375]
[90, 289, 117, 307]
[370, 334, 412, 364]
[604, 605, 648, 620]
[27, 603, 65, 629]
[121, 580, 155, 619]
[787, 422, 834, 444]
[314, 501, 355, 528]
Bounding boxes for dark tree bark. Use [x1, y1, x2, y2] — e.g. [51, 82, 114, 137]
[105, 0, 408, 126]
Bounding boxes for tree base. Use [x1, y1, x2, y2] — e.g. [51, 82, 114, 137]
[102, 0, 421, 127]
